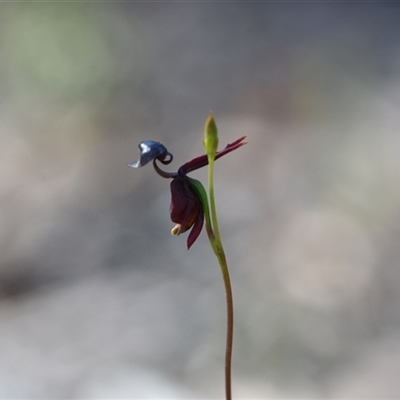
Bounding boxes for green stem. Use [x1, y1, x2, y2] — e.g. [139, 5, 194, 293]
[208, 159, 221, 243]
[207, 157, 234, 400]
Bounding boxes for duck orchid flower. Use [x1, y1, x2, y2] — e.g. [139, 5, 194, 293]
[129, 136, 247, 249]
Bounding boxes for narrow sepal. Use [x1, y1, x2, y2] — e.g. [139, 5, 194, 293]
[180, 136, 247, 175]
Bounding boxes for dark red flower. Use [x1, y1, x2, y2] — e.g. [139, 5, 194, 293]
[169, 175, 204, 249]
[129, 136, 247, 248]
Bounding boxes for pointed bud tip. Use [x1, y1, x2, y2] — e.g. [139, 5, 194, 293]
[204, 113, 218, 160]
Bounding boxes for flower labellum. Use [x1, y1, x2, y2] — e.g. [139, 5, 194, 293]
[128, 140, 172, 168]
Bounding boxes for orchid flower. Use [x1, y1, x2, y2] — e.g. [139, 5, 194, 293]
[129, 114, 247, 400]
[129, 135, 246, 249]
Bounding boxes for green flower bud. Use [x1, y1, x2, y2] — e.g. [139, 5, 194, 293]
[203, 113, 219, 161]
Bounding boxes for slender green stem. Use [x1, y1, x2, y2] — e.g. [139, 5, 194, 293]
[208, 159, 221, 242]
[207, 157, 234, 400]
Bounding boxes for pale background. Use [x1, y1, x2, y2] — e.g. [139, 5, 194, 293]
[1, 2, 400, 398]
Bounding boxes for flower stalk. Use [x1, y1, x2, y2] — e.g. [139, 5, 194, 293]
[204, 114, 234, 400]
[129, 114, 247, 400]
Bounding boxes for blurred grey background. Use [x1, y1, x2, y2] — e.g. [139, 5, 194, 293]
[1, 2, 400, 398]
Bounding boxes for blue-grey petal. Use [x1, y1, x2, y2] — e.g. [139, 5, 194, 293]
[128, 140, 169, 168]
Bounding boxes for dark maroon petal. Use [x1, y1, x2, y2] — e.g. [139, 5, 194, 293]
[179, 136, 247, 174]
[170, 178, 189, 223]
[187, 208, 204, 249]
[170, 177, 199, 234]
[169, 176, 205, 248]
